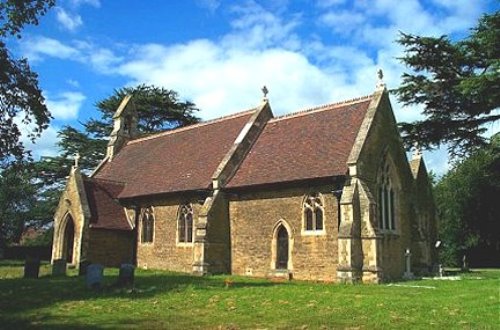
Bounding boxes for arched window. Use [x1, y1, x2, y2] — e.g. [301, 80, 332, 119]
[178, 204, 193, 243]
[378, 159, 396, 231]
[303, 194, 324, 232]
[141, 207, 155, 243]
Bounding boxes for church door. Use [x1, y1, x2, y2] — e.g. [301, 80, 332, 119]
[276, 226, 289, 269]
[63, 217, 75, 264]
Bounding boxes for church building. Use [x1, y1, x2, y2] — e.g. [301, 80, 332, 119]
[51, 79, 437, 283]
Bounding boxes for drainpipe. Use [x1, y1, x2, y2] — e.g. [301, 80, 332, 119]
[332, 190, 343, 231]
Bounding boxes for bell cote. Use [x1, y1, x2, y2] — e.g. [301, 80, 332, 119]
[107, 94, 138, 160]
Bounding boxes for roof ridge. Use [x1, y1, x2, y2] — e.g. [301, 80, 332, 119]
[128, 108, 257, 145]
[271, 94, 373, 122]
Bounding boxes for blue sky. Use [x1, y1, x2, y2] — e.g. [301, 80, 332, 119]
[11, 0, 499, 175]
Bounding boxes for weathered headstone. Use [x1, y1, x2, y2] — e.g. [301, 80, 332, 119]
[461, 255, 469, 272]
[117, 263, 135, 287]
[52, 259, 67, 276]
[24, 256, 41, 279]
[403, 248, 414, 279]
[86, 264, 104, 290]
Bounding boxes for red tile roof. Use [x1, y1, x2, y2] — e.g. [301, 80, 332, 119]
[94, 110, 255, 198]
[227, 96, 373, 188]
[83, 178, 132, 230]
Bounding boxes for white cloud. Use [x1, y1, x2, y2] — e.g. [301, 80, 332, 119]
[22, 36, 80, 61]
[88, 48, 123, 73]
[319, 10, 366, 34]
[56, 7, 83, 31]
[66, 79, 80, 88]
[24, 126, 61, 159]
[196, 0, 221, 12]
[20, 37, 122, 74]
[70, 0, 101, 8]
[45, 92, 86, 121]
[316, 0, 347, 8]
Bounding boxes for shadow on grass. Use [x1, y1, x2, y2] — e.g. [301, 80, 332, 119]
[0, 263, 282, 328]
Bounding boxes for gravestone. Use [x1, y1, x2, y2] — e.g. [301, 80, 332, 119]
[86, 264, 104, 290]
[24, 256, 41, 279]
[52, 259, 67, 276]
[117, 263, 135, 287]
[461, 255, 469, 272]
[403, 248, 414, 279]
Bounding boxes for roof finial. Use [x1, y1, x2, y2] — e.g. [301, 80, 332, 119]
[376, 68, 386, 90]
[74, 152, 80, 168]
[412, 141, 422, 159]
[261, 85, 269, 101]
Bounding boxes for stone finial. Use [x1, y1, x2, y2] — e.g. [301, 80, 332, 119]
[376, 69, 386, 90]
[74, 153, 80, 168]
[412, 141, 422, 160]
[261, 85, 269, 101]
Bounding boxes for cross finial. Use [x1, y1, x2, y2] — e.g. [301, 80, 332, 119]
[74, 153, 80, 168]
[261, 85, 269, 101]
[376, 69, 386, 90]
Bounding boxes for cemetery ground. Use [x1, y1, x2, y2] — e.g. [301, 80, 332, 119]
[0, 260, 498, 329]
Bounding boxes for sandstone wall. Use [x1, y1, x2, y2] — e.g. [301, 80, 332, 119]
[88, 228, 134, 267]
[205, 192, 231, 274]
[135, 197, 202, 273]
[353, 93, 419, 281]
[229, 185, 339, 281]
[52, 168, 90, 267]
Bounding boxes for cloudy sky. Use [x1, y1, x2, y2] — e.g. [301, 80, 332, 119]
[11, 0, 498, 175]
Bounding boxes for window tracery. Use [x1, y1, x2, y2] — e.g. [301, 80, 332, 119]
[303, 194, 324, 232]
[178, 204, 193, 243]
[378, 159, 396, 231]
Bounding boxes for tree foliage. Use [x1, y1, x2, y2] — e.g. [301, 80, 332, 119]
[434, 134, 500, 267]
[0, 0, 55, 166]
[0, 163, 37, 247]
[393, 11, 500, 157]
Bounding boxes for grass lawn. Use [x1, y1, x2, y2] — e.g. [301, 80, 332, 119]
[0, 260, 498, 329]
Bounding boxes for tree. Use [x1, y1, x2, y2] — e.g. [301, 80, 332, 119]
[434, 133, 500, 267]
[30, 85, 200, 241]
[0, 0, 55, 166]
[393, 11, 500, 157]
[0, 163, 37, 247]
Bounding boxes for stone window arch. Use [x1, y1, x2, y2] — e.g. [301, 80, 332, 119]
[377, 155, 398, 231]
[141, 207, 155, 243]
[270, 219, 294, 271]
[302, 193, 325, 234]
[178, 203, 193, 244]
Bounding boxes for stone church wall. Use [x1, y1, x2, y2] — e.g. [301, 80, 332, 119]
[52, 169, 90, 267]
[88, 228, 134, 267]
[354, 94, 419, 280]
[229, 185, 339, 281]
[411, 163, 438, 274]
[136, 197, 201, 273]
[205, 193, 231, 274]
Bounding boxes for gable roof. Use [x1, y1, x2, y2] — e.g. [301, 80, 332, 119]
[226, 96, 373, 188]
[83, 178, 132, 230]
[94, 110, 255, 198]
